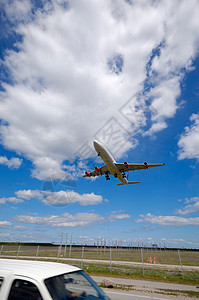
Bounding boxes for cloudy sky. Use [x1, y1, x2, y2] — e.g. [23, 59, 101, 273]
[0, 0, 199, 248]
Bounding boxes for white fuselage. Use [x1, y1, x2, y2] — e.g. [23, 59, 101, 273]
[93, 140, 128, 184]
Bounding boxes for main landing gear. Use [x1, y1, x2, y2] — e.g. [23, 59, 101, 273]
[105, 173, 110, 180]
[122, 172, 126, 178]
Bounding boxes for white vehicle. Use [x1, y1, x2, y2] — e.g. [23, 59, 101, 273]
[0, 259, 109, 300]
[83, 140, 165, 185]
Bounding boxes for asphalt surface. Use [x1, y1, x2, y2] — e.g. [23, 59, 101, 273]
[102, 288, 194, 300]
[92, 275, 199, 299]
[91, 275, 199, 292]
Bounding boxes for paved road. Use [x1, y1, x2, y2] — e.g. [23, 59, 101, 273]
[103, 289, 192, 300]
[92, 275, 199, 299]
[92, 275, 199, 292]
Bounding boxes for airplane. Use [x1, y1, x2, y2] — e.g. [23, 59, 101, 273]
[83, 140, 165, 186]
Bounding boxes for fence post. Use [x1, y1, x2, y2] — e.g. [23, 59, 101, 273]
[178, 250, 184, 279]
[104, 238, 106, 255]
[0, 245, 3, 256]
[57, 246, 61, 262]
[141, 248, 144, 275]
[64, 233, 68, 257]
[35, 245, 40, 260]
[69, 234, 73, 257]
[110, 247, 112, 272]
[16, 245, 21, 259]
[97, 238, 99, 256]
[81, 246, 84, 269]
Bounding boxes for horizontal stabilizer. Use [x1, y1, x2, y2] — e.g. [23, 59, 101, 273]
[117, 181, 140, 186]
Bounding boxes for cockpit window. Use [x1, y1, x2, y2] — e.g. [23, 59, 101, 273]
[45, 270, 109, 300]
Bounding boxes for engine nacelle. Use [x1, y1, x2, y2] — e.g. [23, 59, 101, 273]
[95, 166, 100, 173]
[85, 171, 91, 177]
[124, 161, 129, 168]
[144, 162, 149, 169]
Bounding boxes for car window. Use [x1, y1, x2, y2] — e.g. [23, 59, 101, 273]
[64, 271, 99, 297]
[45, 270, 109, 300]
[8, 279, 43, 300]
[0, 277, 3, 289]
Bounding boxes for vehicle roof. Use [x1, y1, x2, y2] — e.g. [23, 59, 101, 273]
[0, 259, 80, 281]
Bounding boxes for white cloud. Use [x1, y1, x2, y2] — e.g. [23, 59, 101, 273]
[13, 225, 26, 231]
[109, 213, 131, 222]
[136, 213, 199, 226]
[144, 77, 181, 135]
[1, 189, 106, 206]
[184, 196, 199, 204]
[0, 233, 12, 238]
[0, 156, 22, 169]
[178, 113, 199, 161]
[15, 189, 43, 200]
[143, 0, 199, 135]
[176, 197, 199, 215]
[0, 221, 12, 228]
[0, 197, 23, 205]
[1, 0, 32, 23]
[0, 0, 199, 179]
[43, 191, 105, 206]
[14, 212, 104, 228]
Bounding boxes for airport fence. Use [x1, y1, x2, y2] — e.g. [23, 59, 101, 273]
[0, 243, 199, 284]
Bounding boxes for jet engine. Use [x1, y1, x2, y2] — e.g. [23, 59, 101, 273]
[85, 171, 91, 177]
[144, 162, 149, 169]
[124, 161, 129, 168]
[95, 166, 100, 173]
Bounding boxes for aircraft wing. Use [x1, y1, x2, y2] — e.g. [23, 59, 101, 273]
[115, 163, 165, 172]
[83, 165, 108, 177]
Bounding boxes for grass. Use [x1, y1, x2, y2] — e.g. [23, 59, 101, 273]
[81, 263, 199, 286]
[1, 244, 199, 286]
[1, 244, 199, 265]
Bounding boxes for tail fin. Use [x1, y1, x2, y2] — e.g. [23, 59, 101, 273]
[117, 181, 140, 186]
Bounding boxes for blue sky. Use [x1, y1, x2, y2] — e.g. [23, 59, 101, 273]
[0, 0, 199, 248]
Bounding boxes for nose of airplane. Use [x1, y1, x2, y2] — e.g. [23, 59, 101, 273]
[93, 140, 100, 151]
[93, 140, 98, 147]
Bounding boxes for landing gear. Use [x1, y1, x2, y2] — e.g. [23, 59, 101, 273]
[122, 172, 126, 178]
[105, 173, 110, 180]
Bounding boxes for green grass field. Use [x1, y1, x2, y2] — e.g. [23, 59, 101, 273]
[2, 244, 198, 264]
[1, 244, 199, 285]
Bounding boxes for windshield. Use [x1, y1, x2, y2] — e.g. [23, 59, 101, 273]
[44, 270, 109, 300]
